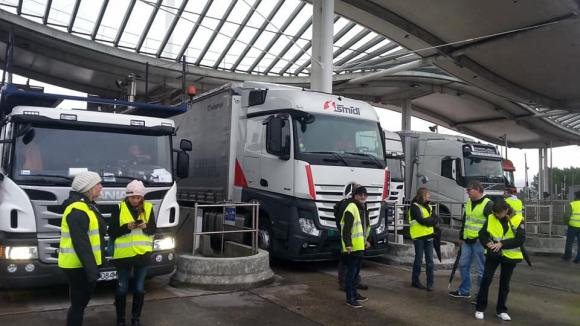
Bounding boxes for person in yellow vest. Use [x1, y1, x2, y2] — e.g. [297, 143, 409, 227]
[562, 190, 580, 263]
[475, 199, 525, 321]
[449, 180, 493, 301]
[409, 187, 439, 291]
[341, 186, 371, 308]
[504, 185, 524, 222]
[108, 180, 156, 326]
[58, 171, 106, 326]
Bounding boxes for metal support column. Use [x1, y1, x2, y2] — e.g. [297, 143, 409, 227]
[401, 98, 412, 131]
[402, 98, 413, 199]
[311, 0, 334, 93]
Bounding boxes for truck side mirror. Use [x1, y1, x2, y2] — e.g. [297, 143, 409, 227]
[455, 158, 465, 187]
[180, 139, 192, 152]
[266, 116, 290, 160]
[176, 151, 189, 179]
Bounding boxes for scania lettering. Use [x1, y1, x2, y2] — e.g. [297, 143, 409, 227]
[174, 82, 389, 260]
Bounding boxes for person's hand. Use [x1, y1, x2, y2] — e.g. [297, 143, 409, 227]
[486, 241, 495, 249]
[346, 246, 353, 254]
[492, 242, 503, 252]
[365, 241, 371, 249]
[458, 239, 464, 246]
[127, 222, 136, 230]
[138, 223, 147, 229]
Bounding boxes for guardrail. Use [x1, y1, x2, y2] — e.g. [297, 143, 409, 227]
[523, 204, 554, 237]
[190, 202, 260, 256]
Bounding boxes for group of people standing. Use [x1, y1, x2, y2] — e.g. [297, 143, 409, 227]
[58, 171, 155, 326]
[409, 180, 526, 321]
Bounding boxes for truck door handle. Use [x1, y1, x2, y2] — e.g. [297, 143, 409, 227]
[260, 179, 268, 187]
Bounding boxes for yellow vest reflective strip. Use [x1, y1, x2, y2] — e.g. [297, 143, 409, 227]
[113, 201, 154, 259]
[340, 202, 369, 252]
[58, 201, 102, 268]
[505, 197, 524, 221]
[486, 214, 523, 260]
[570, 201, 580, 227]
[408, 203, 434, 239]
[464, 197, 490, 239]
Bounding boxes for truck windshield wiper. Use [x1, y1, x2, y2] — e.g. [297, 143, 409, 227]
[17, 174, 73, 185]
[23, 174, 73, 182]
[343, 152, 384, 168]
[303, 151, 349, 166]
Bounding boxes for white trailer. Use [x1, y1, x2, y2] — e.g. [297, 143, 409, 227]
[174, 82, 389, 260]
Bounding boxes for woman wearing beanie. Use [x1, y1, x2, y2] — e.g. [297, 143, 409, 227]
[108, 180, 156, 326]
[58, 171, 106, 326]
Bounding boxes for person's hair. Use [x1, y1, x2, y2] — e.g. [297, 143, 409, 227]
[353, 186, 368, 196]
[127, 196, 145, 216]
[467, 180, 484, 194]
[506, 185, 517, 195]
[412, 187, 430, 204]
[492, 199, 510, 214]
[345, 182, 361, 198]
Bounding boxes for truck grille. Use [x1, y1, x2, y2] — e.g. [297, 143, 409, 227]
[313, 184, 382, 229]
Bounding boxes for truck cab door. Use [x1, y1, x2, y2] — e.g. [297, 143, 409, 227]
[259, 115, 293, 196]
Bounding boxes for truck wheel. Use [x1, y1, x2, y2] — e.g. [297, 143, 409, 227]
[258, 217, 273, 251]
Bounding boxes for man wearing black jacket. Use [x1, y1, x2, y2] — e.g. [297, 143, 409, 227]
[58, 171, 107, 326]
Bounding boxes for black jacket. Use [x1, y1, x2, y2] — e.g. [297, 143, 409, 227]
[459, 196, 494, 243]
[409, 201, 439, 240]
[341, 199, 370, 254]
[478, 215, 526, 263]
[107, 198, 157, 268]
[61, 191, 107, 283]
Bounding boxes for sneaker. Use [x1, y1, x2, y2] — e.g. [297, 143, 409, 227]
[411, 282, 426, 290]
[356, 283, 369, 290]
[426, 286, 433, 292]
[346, 301, 363, 308]
[475, 311, 484, 320]
[356, 294, 368, 302]
[470, 299, 477, 305]
[496, 312, 511, 321]
[448, 290, 470, 298]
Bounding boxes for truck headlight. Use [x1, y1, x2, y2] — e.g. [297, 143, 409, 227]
[298, 218, 321, 237]
[153, 237, 175, 251]
[0, 246, 38, 260]
[376, 218, 386, 235]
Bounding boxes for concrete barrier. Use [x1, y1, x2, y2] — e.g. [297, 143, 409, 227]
[374, 239, 457, 270]
[525, 235, 568, 256]
[170, 248, 274, 291]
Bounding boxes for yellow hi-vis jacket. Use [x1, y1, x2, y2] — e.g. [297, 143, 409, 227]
[340, 202, 370, 253]
[113, 201, 154, 259]
[505, 196, 524, 221]
[408, 203, 434, 239]
[463, 197, 491, 239]
[58, 202, 102, 268]
[486, 213, 524, 260]
[570, 200, 580, 228]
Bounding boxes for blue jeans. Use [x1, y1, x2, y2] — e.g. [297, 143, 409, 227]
[344, 253, 362, 303]
[412, 238, 434, 287]
[563, 226, 580, 261]
[116, 265, 148, 296]
[458, 241, 485, 296]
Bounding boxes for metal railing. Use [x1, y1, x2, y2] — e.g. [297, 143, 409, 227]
[523, 204, 554, 237]
[190, 202, 260, 256]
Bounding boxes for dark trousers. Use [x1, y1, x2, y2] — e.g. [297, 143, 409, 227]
[116, 264, 148, 295]
[338, 255, 361, 288]
[344, 253, 362, 303]
[62, 268, 97, 326]
[412, 238, 434, 287]
[475, 256, 516, 314]
[563, 226, 580, 261]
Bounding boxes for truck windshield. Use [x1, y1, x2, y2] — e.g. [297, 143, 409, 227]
[386, 157, 404, 181]
[294, 114, 384, 160]
[464, 157, 503, 179]
[12, 126, 173, 186]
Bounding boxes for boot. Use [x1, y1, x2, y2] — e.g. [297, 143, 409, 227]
[115, 295, 126, 326]
[131, 293, 145, 326]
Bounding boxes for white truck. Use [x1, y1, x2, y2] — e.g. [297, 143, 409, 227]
[173, 82, 389, 260]
[399, 131, 505, 223]
[382, 130, 404, 231]
[0, 84, 186, 288]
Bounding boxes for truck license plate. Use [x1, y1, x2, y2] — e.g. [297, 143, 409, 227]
[97, 271, 117, 281]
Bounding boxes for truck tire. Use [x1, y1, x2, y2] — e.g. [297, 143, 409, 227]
[258, 215, 273, 252]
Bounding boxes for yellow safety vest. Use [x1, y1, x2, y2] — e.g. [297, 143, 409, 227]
[113, 201, 154, 259]
[58, 201, 102, 268]
[408, 203, 434, 240]
[570, 200, 580, 228]
[463, 197, 490, 240]
[486, 213, 524, 260]
[505, 196, 524, 221]
[340, 202, 370, 253]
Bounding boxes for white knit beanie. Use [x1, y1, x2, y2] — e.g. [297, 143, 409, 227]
[126, 180, 146, 197]
[71, 171, 102, 194]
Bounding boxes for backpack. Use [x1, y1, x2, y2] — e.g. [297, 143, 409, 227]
[333, 198, 350, 230]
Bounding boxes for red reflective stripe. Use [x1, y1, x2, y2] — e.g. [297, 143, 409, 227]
[234, 159, 248, 188]
[382, 169, 391, 200]
[305, 165, 316, 200]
